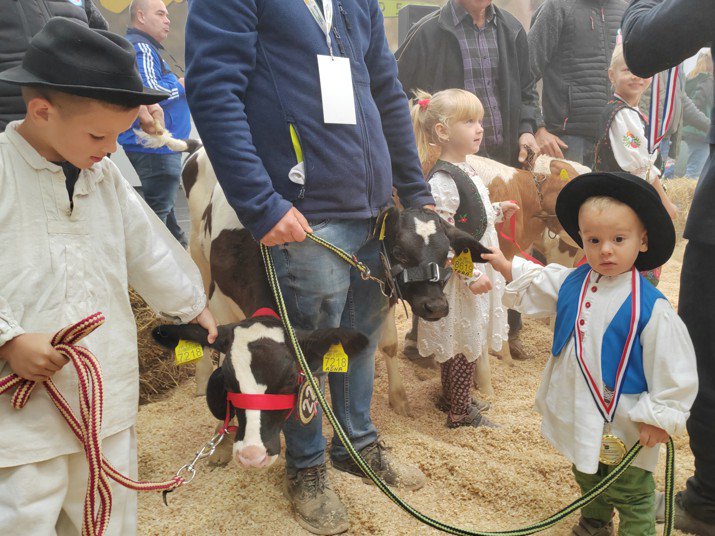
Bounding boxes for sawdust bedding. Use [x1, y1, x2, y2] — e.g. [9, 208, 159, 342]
[136, 240, 694, 536]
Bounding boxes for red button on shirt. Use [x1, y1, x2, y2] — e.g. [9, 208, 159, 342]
[585, 302, 591, 308]
[579, 319, 585, 326]
[591, 286, 598, 292]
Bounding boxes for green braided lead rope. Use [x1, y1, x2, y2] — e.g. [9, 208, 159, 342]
[260, 243, 675, 535]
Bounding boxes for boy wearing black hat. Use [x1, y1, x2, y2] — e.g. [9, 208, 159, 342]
[0, 19, 216, 535]
[485, 172, 698, 536]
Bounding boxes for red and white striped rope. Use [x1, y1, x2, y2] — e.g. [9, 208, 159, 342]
[0, 313, 183, 536]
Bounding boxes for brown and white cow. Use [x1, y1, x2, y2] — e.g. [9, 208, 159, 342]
[179, 146, 489, 456]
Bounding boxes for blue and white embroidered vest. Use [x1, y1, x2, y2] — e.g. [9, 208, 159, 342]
[551, 264, 665, 394]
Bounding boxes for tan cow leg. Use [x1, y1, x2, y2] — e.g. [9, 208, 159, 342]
[473, 345, 495, 396]
[379, 309, 411, 417]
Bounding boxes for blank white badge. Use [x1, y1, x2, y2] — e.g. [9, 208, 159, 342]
[317, 55, 357, 125]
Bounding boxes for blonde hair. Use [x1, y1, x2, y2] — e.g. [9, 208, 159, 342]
[610, 43, 625, 70]
[581, 196, 625, 214]
[579, 196, 646, 230]
[688, 50, 713, 80]
[410, 88, 484, 166]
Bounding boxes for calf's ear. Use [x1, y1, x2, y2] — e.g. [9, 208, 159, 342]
[206, 367, 229, 421]
[439, 219, 492, 262]
[296, 328, 370, 372]
[151, 324, 231, 354]
[374, 206, 400, 242]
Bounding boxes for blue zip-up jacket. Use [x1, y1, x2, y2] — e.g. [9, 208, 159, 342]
[185, 0, 434, 240]
[119, 28, 191, 154]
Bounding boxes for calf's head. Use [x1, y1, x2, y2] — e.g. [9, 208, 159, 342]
[153, 319, 368, 469]
[378, 206, 490, 320]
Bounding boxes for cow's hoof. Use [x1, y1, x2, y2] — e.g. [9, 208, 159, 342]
[207, 438, 233, 467]
[403, 345, 438, 370]
[388, 390, 411, 417]
[508, 338, 531, 360]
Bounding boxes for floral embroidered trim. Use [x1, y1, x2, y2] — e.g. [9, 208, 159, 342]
[622, 131, 641, 149]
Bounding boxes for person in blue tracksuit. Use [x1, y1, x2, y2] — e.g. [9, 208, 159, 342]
[185, 0, 435, 534]
[119, 0, 189, 246]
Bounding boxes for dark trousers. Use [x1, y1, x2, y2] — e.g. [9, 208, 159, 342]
[679, 240, 715, 523]
[126, 151, 187, 247]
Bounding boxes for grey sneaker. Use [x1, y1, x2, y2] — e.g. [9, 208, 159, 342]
[571, 516, 615, 536]
[332, 440, 426, 491]
[285, 464, 349, 535]
[435, 395, 491, 413]
[446, 405, 499, 429]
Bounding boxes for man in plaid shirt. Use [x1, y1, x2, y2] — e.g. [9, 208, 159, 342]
[397, 0, 541, 167]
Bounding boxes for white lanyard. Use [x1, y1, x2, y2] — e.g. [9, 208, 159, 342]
[304, 0, 334, 57]
[573, 268, 640, 424]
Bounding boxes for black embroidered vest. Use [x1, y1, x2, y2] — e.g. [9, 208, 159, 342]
[593, 97, 661, 173]
[427, 160, 488, 241]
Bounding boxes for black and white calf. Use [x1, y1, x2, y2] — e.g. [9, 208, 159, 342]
[180, 146, 490, 418]
[153, 316, 368, 469]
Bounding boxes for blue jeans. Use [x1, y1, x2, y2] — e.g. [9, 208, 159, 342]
[125, 152, 187, 247]
[685, 140, 710, 180]
[270, 218, 388, 470]
[660, 136, 675, 179]
[561, 134, 595, 168]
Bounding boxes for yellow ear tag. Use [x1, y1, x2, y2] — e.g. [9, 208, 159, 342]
[323, 343, 349, 373]
[560, 169, 570, 182]
[174, 339, 204, 366]
[378, 217, 387, 241]
[452, 249, 474, 277]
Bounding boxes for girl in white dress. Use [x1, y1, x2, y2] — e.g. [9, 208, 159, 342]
[410, 89, 518, 428]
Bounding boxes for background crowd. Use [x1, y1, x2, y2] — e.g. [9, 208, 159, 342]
[0, 1, 712, 536]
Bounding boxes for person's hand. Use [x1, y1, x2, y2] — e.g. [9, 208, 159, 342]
[481, 247, 513, 281]
[535, 127, 569, 159]
[178, 77, 185, 88]
[0, 333, 68, 382]
[518, 133, 540, 166]
[664, 199, 678, 220]
[190, 307, 218, 344]
[468, 273, 492, 295]
[260, 207, 313, 247]
[137, 104, 165, 134]
[500, 201, 520, 222]
[638, 422, 670, 447]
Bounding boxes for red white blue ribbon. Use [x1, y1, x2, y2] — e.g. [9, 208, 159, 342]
[574, 268, 640, 423]
[647, 66, 679, 154]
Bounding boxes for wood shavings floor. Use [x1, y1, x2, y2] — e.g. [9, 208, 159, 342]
[137, 241, 692, 535]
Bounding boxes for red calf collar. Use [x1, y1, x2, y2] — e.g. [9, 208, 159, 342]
[227, 392, 296, 411]
[251, 308, 280, 320]
[222, 391, 297, 433]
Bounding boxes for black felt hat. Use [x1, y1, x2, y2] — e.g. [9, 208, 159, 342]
[555, 171, 675, 271]
[0, 18, 168, 106]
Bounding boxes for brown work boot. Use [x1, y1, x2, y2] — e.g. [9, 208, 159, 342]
[332, 440, 426, 491]
[674, 492, 715, 536]
[571, 516, 615, 536]
[285, 464, 349, 535]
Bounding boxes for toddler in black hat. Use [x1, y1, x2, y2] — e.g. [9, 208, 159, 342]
[485, 172, 697, 535]
[0, 18, 217, 534]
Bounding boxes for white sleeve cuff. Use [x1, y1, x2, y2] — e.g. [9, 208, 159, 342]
[628, 392, 690, 437]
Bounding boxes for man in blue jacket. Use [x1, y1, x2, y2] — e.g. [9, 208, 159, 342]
[119, 0, 189, 247]
[186, 1, 434, 534]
